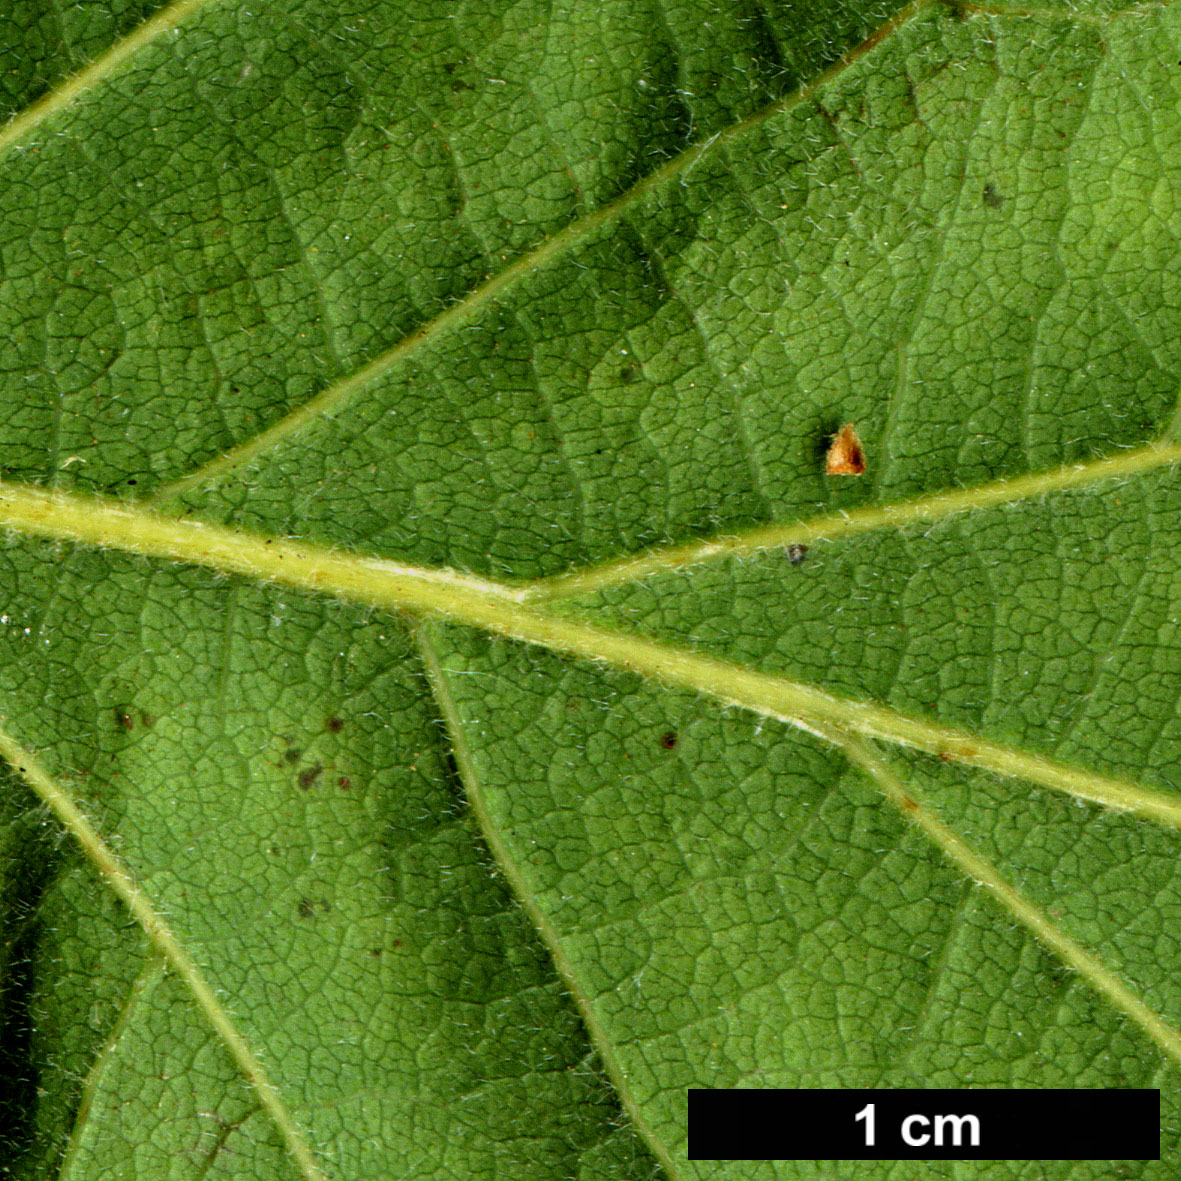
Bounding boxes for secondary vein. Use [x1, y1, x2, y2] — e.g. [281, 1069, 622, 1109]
[0, 0, 216, 159]
[525, 440, 1181, 601]
[148, 0, 932, 504]
[411, 622, 684, 1179]
[835, 732, 1181, 1065]
[0, 725, 328, 1181]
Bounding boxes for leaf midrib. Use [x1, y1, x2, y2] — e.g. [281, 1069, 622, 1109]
[8, 489, 1179, 1181]
[830, 732, 1181, 1063]
[4, 0, 1154, 583]
[2, 471, 1180, 828]
[4, 466, 1181, 1072]
[7, 448, 1181, 1167]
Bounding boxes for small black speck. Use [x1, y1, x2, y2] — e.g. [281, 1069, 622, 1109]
[126, 478, 137, 486]
[298, 762, 324, 789]
[619, 365, 636, 383]
[326, 716, 343, 733]
[982, 182, 1003, 208]
[659, 731, 678, 750]
[787, 543, 808, 566]
[297, 899, 315, 919]
[283, 748, 301, 764]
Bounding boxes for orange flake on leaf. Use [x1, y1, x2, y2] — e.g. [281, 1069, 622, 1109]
[825, 423, 866, 475]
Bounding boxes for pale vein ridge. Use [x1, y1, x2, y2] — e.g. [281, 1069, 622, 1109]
[955, 1, 1153, 23]
[57, 955, 170, 1173]
[0, 727, 328, 1181]
[412, 623, 683, 1179]
[526, 440, 1181, 601]
[0, 0, 217, 159]
[149, 0, 931, 505]
[834, 732, 1181, 1065]
[1, 479, 1180, 834]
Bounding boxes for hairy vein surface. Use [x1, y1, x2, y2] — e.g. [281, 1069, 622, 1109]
[412, 623, 683, 1180]
[0, 726, 327, 1181]
[525, 441, 1181, 601]
[0, 0, 217, 158]
[833, 730, 1181, 1064]
[149, 0, 931, 504]
[1, 479, 1179, 833]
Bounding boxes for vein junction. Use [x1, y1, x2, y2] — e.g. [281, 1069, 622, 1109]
[1, 467, 1180, 834]
[527, 440, 1181, 600]
[7, 465, 1181, 1083]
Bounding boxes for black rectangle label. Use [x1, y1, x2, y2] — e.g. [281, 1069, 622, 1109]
[688, 1088, 1159, 1160]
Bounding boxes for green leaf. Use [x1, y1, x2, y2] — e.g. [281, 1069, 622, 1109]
[1, 0, 1179, 1178]
[0, 0, 171, 122]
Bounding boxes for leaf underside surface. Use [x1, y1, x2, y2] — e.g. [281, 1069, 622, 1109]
[0, 0, 1180, 1178]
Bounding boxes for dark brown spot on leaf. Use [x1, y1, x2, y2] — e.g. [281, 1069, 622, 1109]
[660, 731, 678, 750]
[787, 543, 808, 566]
[298, 762, 323, 789]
